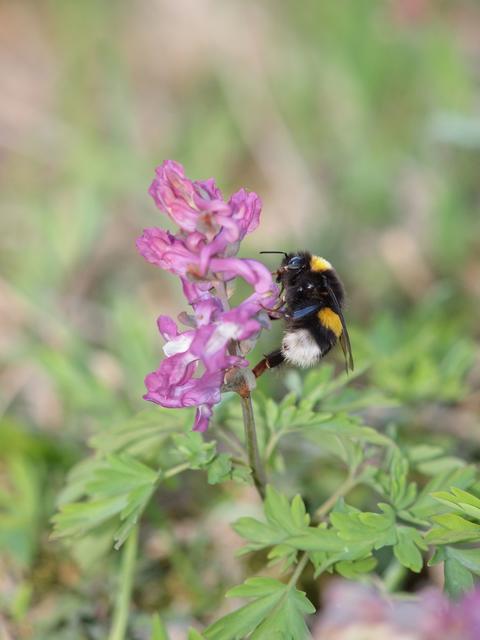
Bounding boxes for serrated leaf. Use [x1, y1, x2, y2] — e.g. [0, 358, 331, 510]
[234, 487, 316, 557]
[56, 458, 103, 506]
[233, 517, 279, 553]
[267, 544, 297, 570]
[410, 465, 476, 520]
[425, 513, 480, 545]
[290, 495, 309, 529]
[330, 503, 397, 551]
[432, 488, 480, 521]
[335, 556, 377, 579]
[393, 527, 425, 573]
[285, 528, 347, 554]
[444, 556, 474, 599]
[385, 450, 417, 510]
[204, 578, 314, 640]
[250, 586, 314, 639]
[302, 414, 394, 448]
[52, 454, 159, 548]
[52, 495, 129, 539]
[90, 407, 192, 457]
[207, 454, 232, 485]
[172, 432, 216, 469]
[444, 547, 480, 575]
[231, 464, 252, 484]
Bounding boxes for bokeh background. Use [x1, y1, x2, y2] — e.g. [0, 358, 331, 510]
[1, 1, 480, 638]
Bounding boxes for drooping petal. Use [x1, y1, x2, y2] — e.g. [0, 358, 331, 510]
[149, 160, 199, 232]
[228, 189, 262, 238]
[193, 404, 213, 432]
[136, 228, 197, 277]
[157, 315, 178, 341]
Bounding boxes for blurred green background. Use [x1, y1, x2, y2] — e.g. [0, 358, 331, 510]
[1, 0, 480, 637]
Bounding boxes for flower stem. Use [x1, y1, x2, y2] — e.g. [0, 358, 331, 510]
[240, 392, 266, 499]
[108, 525, 139, 640]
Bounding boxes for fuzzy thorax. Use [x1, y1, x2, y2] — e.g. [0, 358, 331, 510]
[310, 255, 332, 272]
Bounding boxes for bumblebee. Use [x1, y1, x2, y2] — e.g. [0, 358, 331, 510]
[253, 251, 353, 377]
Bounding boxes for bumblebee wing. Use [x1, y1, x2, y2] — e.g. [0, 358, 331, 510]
[323, 281, 354, 372]
[339, 330, 354, 372]
[292, 303, 321, 320]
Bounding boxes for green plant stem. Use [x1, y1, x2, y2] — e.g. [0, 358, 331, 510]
[164, 462, 190, 479]
[314, 472, 357, 521]
[217, 426, 246, 457]
[231, 456, 250, 467]
[240, 393, 266, 499]
[288, 552, 309, 588]
[108, 525, 139, 640]
[264, 427, 288, 462]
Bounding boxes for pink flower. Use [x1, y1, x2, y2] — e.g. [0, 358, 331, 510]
[312, 580, 480, 640]
[138, 160, 277, 431]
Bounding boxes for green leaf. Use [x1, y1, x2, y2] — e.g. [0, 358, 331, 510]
[233, 518, 279, 554]
[250, 587, 314, 639]
[430, 544, 480, 591]
[90, 407, 193, 458]
[51, 495, 129, 539]
[233, 486, 312, 557]
[302, 414, 394, 448]
[52, 454, 159, 549]
[204, 578, 314, 640]
[416, 456, 467, 476]
[151, 613, 169, 640]
[387, 450, 417, 510]
[231, 464, 252, 485]
[207, 454, 233, 485]
[172, 432, 216, 469]
[444, 556, 474, 599]
[444, 547, 480, 575]
[406, 444, 445, 464]
[264, 486, 310, 534]
[335, 556, 377, 579]
[285, 528, 349, 554]
[393, 527, 426, 573]
[188, 629, 206, 640]
[425, 513, 480, 545]
[330, 503, 397, 551]
[432, 487, 480, 520]
[410, 465, 476, 520]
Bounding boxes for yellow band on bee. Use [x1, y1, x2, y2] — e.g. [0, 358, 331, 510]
[310, 255, 332, 272]
[318, 307, 342, 337]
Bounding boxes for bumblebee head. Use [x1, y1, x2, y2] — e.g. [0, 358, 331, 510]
[260, 251, 333, 283]
[280, 252, 305, 270]
[275, 252, 310, 283]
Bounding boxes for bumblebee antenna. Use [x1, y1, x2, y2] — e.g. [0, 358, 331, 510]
[259, 251, 288, 257]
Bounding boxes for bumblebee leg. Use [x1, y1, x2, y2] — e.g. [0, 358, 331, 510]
[259, 284, 285, 318]
[252, 349, 284, 378]
[259, 303, 284, 319]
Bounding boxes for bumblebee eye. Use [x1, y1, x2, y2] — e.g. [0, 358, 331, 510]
[287, 256, 303, 269]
